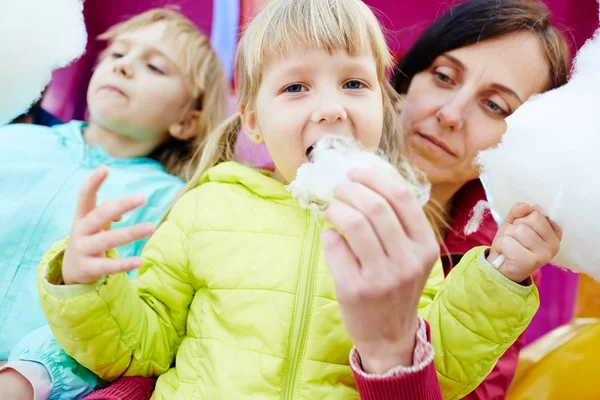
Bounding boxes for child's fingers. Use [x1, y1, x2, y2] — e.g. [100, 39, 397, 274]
[81, 223, 155, 254]
[496, 235, 536, 267]
[514, 210, 560, 249]
[88, 256, 144, 277]
[75, 166, 109, 219]
[504, 203, 533, 224]
[531, 205, 563, 241]
[548, 218, 563, 241]
[504, 223, 547, 254]
[80, 194, 146, 235]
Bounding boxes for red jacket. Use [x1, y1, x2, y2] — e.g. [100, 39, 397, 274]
[442, 180, 541, 400]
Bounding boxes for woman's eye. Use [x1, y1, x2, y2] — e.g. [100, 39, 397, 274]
[485, 99, 507, 115]
[111, 52, 124, 59]
[285, 84, 306, 93]
[434, 72, 453, 84]
[344, 80, 364, 89]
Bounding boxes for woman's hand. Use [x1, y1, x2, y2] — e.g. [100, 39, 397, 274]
[322, 169, 438, 374]
[62, 166, 155, 285]
[488, 203, 562, 284]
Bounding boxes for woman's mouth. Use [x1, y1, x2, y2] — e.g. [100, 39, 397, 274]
[415, 133, 456, 157]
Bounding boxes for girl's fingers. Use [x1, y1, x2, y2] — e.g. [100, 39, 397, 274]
[504, 203, 533, 224]
[75, 166, 109, 219]
[333, 181, 408, 256]
[80, 223, 155, 255]
[514, 209, 561, 250]
[504, 223, 547, 253]
[80, 194, 147, 235]
[88, 256, 144, 277]
[324, 200, 386, 268]
[531, 205, 563, 241]
[495, 235, 536, 266]
[347, 169, 433, 243]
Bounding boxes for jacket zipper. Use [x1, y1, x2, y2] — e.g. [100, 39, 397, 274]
[280, 214, 321, 399]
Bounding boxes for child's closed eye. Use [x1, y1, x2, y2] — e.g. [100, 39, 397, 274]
[147, 64, 165, 74]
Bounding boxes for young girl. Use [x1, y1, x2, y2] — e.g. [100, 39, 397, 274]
[37, 0, 560, 399]
[0, 8, 227, 400]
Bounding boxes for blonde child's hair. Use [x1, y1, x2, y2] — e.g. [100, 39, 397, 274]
[99, 8, 228, 180]
[173, 0, 441, 233]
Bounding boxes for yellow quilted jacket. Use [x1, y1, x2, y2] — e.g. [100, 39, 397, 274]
[39, 162, 539, 399]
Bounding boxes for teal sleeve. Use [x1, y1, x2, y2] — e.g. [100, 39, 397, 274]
[9, 325, 105, 400]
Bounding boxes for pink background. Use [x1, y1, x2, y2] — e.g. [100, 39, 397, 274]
[43, 0, 599, 344]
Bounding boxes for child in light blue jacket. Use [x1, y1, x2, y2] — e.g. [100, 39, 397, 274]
[0, 8, 227, 400]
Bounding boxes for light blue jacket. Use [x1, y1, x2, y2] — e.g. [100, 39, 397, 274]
[0, 121, 184, 398]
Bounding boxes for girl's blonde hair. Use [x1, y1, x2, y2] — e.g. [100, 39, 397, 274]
[99, 8, 228, 180]
[175, 0, 439, 231]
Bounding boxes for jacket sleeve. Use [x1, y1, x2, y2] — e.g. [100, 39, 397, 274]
[9, 325, 103, 400]
[419, 246, 539, 400]
[38, 193, 197, 381]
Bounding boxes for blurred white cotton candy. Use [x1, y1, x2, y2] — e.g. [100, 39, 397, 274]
[287, 136, 430, 213]
[475, 22, 600, 279]
[0, 0, 87, 124]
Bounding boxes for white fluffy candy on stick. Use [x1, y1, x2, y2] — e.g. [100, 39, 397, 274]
[288, 136, 430, 213]
[0, 0, 87, 124]
[475, 21, 600, 279]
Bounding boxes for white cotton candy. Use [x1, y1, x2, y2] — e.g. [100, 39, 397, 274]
[287, 136, 430, 213]
[475, 22, 600, 279]
[0, 0, 87, 124]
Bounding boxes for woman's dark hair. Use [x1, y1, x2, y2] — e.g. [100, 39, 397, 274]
[391, 0, 571, 94]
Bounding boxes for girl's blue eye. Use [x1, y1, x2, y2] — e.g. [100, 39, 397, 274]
[344, 80, 364, 89]
[286, 84, 305, 93]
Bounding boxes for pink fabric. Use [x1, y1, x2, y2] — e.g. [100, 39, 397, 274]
[0, 361, 52, 400]
[350, 317, 433, 379]
[352, 320, 442, 400]
[83, 377, 156, 400]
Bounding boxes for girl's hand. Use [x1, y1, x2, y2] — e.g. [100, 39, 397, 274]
[62, 166, 155, 285]
[488, 203, 562, 284]
[322, 169, 438, 374]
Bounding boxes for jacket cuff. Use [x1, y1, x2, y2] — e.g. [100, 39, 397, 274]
[475, 248, 533, 297]
[350, 319, 442, 399]
[41, 238, 111, 298]
[350, 317, 433, 379]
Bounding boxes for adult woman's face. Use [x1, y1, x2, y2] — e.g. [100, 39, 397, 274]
[400, 32, 551, 191]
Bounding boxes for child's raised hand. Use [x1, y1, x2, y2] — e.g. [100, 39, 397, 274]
[62, 166, 155, 285]
[488, 203, 562, 284]
[321, 169, 439, 374]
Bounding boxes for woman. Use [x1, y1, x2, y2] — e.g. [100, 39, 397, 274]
[392, 0, 571, 398]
